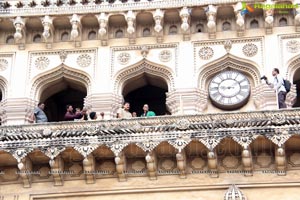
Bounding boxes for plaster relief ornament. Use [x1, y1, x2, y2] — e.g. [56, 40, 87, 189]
[118, 52, 131, 65]
[242, 43, 258, 57]
[0, 59, 8, 71]
[159, 50, 172, 62]
[224, 40, 232, 53]
[34, 56, 50, 70]
[59, 50, 67, 62]
[199, 47, 214, 60]
[286, 40, 300, 53]
[141, 46, 149, 58]
[77, 54, 92, 67]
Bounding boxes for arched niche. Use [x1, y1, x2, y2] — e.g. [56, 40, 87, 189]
[197, 54, 261, 90]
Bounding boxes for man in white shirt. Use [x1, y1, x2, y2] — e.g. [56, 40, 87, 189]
[266, 68, 287, 109]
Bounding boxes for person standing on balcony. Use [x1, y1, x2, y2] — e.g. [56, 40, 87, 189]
[117, 102, 132, 119]
[264, 68, 287, 109]
[89, 111, 97, 120]
[29, 102, 48, 123]
[64, 105, 83, 121]
[140, 104, 156, 117]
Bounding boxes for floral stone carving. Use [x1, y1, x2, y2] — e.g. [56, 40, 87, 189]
[34, 57, 50, 70]
[77, 54, 92, 67]
[199, 47, 214, 60]
[242, 43, 258, 57]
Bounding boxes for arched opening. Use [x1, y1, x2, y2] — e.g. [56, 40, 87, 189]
[142, 28, 151, 37]
[88, 30, 97, 40]
[115, 29, 124, 38]
[195, 23, 204, 33]
[250, 19, 259, 29]
[222, 21, 231, 31]
[61, 31, 69, 41]
[40, 78, 87, 122]
[122, 73, 168, 116]
[279, 17, 288, 26]
[293, 67, 300, 107]
[169, 25, 178, 35]
[6, 35, 14, 44]
[33, 34, 42, 43]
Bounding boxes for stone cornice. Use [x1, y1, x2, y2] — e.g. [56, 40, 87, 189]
[0, 0, 264, 17]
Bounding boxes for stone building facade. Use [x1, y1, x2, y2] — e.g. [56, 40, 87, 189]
[0, 0, 300, 199]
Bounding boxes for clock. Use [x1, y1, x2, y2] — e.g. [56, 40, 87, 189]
[208, 70, 250, 110]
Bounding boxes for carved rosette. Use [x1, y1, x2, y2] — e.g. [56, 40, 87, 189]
[199, 135, 224, 150]
[108, 139, 127, 156]
[242, 43, 258, 57]
[41, 146, 66, 160]
[0, 59, 8, 71]
[286, 40, 300, 53]
[175, 119, 190, 130]
[118, 52, 131, 65]
[270, 113, 286, 125]
[232, 134, 259, 149]
[159, 50, 172, 62]
[77, 54, 92, 68]
[266, 129, 291, 147]
[34, 57, 50, 70]
[198, 47, 214, 60]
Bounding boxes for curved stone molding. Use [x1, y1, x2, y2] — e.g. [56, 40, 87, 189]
[118, 52, 131, 65]
[0, 59, 8, 71]
[198, 47, 214, 60]
[30, 64, 92, 100]
[77, 54, 92, 68]
[286, 40, 300, 53]
[34, 56, 50, 70]
[197, 54, 261, 89]
[159, 50, 172, 62]
[0, 76, 8, 99]
[286, 56, 300, 81]
[242, 43, 258, 57]
[114, 59, 175, 94]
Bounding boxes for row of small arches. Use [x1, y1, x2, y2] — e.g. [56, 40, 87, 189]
[5, 18, 289, 44]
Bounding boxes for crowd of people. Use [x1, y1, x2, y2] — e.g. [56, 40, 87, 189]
[29, 101, 156, 123]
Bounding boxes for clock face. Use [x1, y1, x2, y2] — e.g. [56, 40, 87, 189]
[209, 70, 250, 109]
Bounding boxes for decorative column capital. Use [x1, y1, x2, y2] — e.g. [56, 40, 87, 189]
[206, 5, 217, 39]
[97, 13, 109, 42]
[180, 7, 191, 40]
[152, 9, 164, 43]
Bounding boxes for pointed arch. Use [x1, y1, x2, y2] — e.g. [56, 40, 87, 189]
[286, 55, 300, 82]
[0, 75, 8, 100]
[30, 64, 92, 101]
[114, 59, 175, 95]
[197, 54, 261, 89]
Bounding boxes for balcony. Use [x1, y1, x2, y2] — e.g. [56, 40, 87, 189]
[0, 108, 299, 187]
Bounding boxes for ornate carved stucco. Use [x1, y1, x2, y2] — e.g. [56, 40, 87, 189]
[286, 55, 300, 82]
[30, 65, 92, 100]
[197, 54, 261, 89]
[113, 59, 175, 95]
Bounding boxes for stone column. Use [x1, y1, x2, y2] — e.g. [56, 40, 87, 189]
[125, 10, 136, 44]
[253, 83, 278, 110]
[286, 84, 297, 108]
[206, 5, 217, 39]
[41, 15, 54, 49]
[180, 7, 190, 41]
[264, 0, 274, 34]
[166, 88, 208, 115]
[97, 13, 108, 46]
[152, 9, 164, 43]
[234, 2, 245, 37]
[69, 14, 82, 47]
[13, 16, 26, 50]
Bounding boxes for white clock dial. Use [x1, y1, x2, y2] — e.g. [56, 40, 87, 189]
[209, 70, 250, 110]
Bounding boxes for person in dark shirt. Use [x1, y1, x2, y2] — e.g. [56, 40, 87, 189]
[64, 105, 82, 121]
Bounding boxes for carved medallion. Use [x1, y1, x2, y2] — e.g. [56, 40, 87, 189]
[222, 156, 240, 169]
[199, 47, 214, 60]
[77, 54, 92, 68]
[118, 52, 131, 65]
[223, 40, 232, 53]
[159, 50, 172, 62]
[34, 57, 50, 70]
[242, 43, 258, 57]
[286, 40, 300, 53]
[0, 59, 8, 71]
[191, 157, 205, 169]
